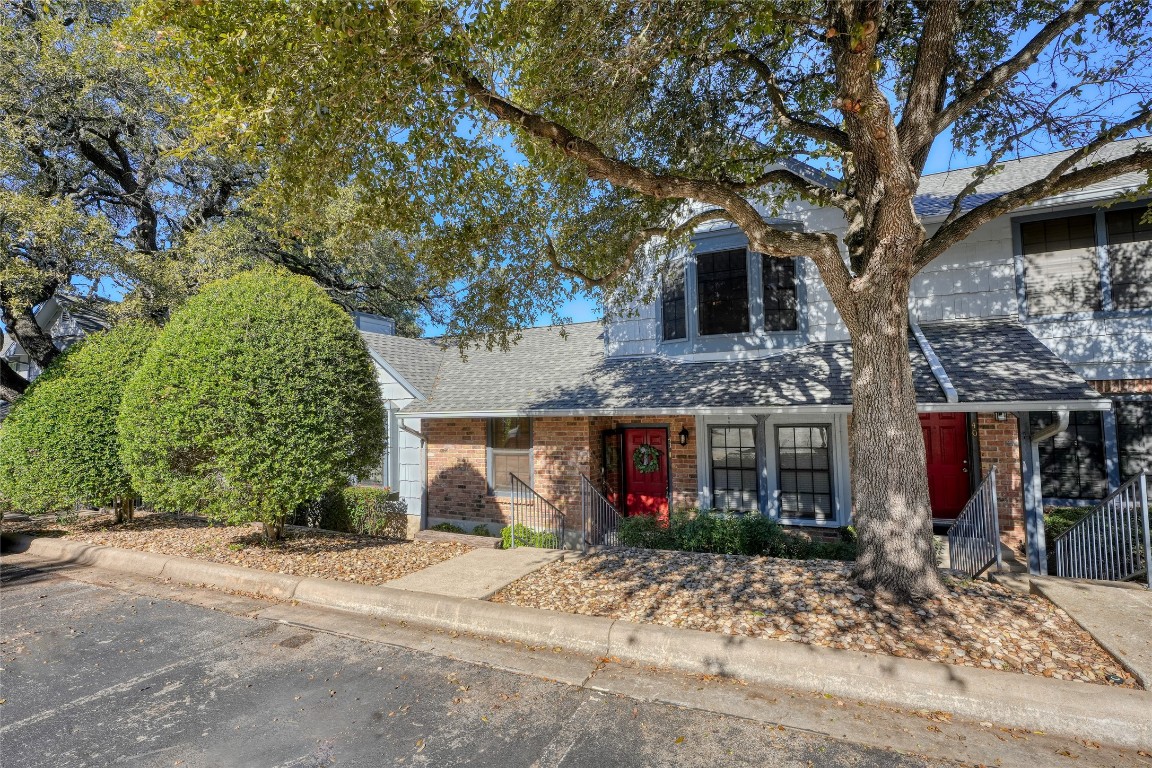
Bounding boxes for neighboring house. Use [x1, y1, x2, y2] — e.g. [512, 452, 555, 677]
[1, 294, 111, 420]
[362, 140, 1150, 568]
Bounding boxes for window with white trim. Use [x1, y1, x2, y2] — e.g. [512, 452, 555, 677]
[1115, 398, 1152, 479]
[709, 426, 758, 512]
[762, 256, 799, 331]
[1019, 205, 1152, 316]
[775, 425, 834, 522]
[489, 417, 532, 495]
[697, 248, 749, 336]
[661, 261, 687, 341]
[1031, 412, 1108, 500]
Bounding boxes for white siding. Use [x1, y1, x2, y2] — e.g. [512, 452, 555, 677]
[373, 365, 425, 523]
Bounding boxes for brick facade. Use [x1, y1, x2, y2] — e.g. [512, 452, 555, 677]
[1089, 378, 1152, 394]
[425, 415, 700, 529]
[975, 413, 1026, 550]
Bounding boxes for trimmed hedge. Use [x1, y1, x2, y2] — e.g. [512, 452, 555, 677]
[118, 267, 386, 537]
[0, 322, 156, 515]
[616, 509, 857, 561]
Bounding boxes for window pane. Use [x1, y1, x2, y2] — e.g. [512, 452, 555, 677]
[661, 261, 687, 340]
[1021, 215, 1100, 316]
[697, 249, 750, 335]
[491, 452, 532, 494]
[490, 417, 531, 450]
[709, 426, 758, 512]
[1105, 209, 1152, 310]
[762, 256, 798, 331]
[1030, 411, 1108, 499]
[1116, 399, 1152, 478]
[776, 425, 834, 522]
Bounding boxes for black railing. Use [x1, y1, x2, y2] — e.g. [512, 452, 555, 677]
[580, 474, 623, 552]
[1054, 472, 1150, 587]
[947, 467, 1003, 579]
[508, 473, 565, 549]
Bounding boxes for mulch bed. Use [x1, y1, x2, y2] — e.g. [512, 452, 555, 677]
[5, 511, 471, 586]
[490, 547, 1139, 687]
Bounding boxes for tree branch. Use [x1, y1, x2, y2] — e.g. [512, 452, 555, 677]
[917, 143, 1152, 268]
[725, 48, 849, 149]
[931, 0, 1102, 139]
[545, 209, 735, 288]
[896, 2, 959, 172]
[449, 63, 830, 263]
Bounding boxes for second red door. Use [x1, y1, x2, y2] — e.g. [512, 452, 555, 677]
[623, 427, 670, 523]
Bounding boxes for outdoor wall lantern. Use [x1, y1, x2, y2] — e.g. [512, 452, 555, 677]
[678, 426, 690, 446]
[994, 412, 1008, 422]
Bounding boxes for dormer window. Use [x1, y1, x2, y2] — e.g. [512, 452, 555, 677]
[697, 248, 750, 336]
[762, 257, 799, 331]
[661, 261, 687, 341]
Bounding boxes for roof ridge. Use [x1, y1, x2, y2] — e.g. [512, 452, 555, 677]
[918, 135, 1147, 180]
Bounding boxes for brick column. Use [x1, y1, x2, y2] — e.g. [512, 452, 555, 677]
[976, 413, 1025, 551]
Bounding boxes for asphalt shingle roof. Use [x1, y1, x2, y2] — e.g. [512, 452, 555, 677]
[359, 331, 445, 398]
[912, 137, 1149, 217]
[369, 319, 1101, 415]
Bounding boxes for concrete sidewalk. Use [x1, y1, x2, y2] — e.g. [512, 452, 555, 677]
[385, 546, 565, 598]
[1029, 576, 1152, 688]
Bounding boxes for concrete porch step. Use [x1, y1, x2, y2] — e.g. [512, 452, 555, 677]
[415, 529, 501, 548]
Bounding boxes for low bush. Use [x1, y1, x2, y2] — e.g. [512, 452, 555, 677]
[501, 523, 559, 549]
[617, 508, 856, 561]
[294, 486, 407, 538]
[471, 524, 493, 537]
[431, 522, 466, 534]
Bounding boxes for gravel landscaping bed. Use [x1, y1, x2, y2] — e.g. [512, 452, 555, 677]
[490, 548, 1139, 687]
[5, 511, 471, 586]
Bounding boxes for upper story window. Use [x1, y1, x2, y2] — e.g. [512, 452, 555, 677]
[488, 417, 532, 495]
[762, 257, 799, 331]
[697, 249, 750, 336]
[1019, 205, 1152, 316]
[661, 261, 687, 341]
[1104, 209, 1152, 311]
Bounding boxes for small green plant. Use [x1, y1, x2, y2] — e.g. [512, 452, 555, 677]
[500, 523, 559, 549]
[615, 508, 855, 561]
[54, 507, 81, 526]
[227, 542, 245, 552]
[471, 524, 493, 537]
[431, 522, 467, 534]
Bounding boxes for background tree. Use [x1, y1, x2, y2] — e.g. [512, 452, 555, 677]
[1, 0, 431, 401]
[118, 267, 386, 541]
[0, 321, 155, 518]
[141, 0, 1152, 598]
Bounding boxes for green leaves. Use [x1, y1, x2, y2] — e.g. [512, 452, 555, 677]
[116, 267, 386, 527]
[0, 322, 157, 514]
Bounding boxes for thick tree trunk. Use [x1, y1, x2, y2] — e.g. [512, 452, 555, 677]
[848, 289, 942, 600]
[1, 358, 28, 402]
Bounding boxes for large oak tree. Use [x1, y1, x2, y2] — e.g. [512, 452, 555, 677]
[141, 0, 1152, 598]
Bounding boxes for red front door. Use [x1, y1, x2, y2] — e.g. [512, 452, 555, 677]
[623, 427, 670, 523]
[920, 412, 971, 520]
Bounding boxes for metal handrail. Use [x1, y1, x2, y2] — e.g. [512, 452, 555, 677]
[1053, 472, 1149, 587]
[508, 473, 565, 549]
[947, 467, 1002, 579]
[580, 474, 623, 553]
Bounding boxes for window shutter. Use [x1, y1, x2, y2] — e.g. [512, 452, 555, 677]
[1021, 215, 1100, 316]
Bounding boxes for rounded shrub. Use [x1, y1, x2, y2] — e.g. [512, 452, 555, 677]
[118, 267, 386, 538]
[0, 322, 156, 516]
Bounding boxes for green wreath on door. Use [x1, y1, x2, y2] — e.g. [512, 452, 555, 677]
[632, 443, 662, 474]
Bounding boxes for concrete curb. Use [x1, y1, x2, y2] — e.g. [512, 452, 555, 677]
[4, 532, 1150, 750]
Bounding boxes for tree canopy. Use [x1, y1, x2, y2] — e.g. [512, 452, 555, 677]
[117, 267, 386, 538]
[0, 0, 429, 400]
[0, 321, 156, 515]
[134, 0, 1152, 598]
